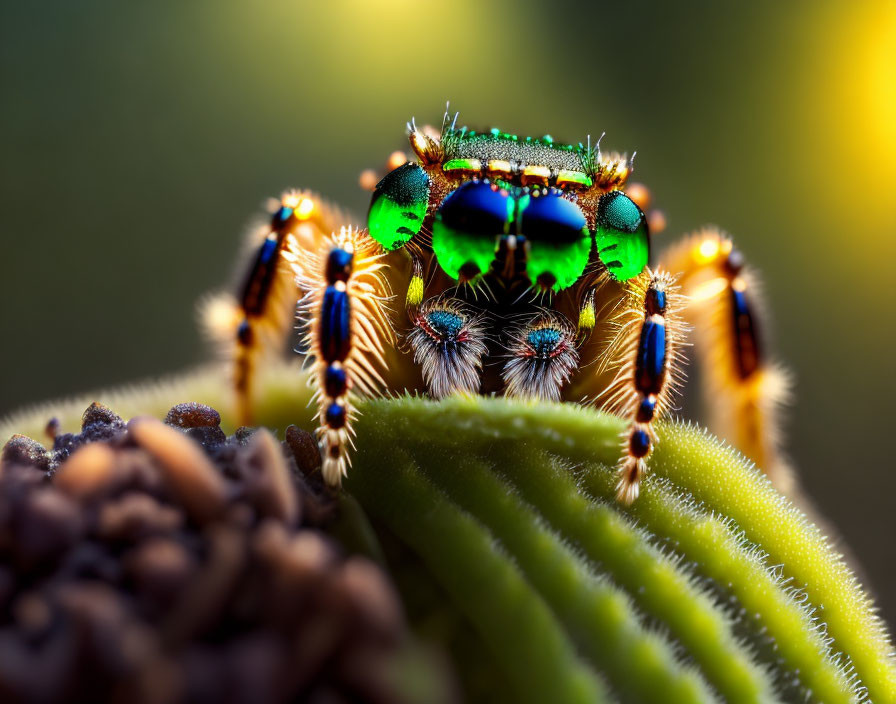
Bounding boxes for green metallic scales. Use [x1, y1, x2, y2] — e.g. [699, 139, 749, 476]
[368, 163, 430, 250]
[601, 191, 642, 231]
[442, 127, 591, 176]
[595, 191, 650, 282]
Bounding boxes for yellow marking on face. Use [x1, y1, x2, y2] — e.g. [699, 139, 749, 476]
[406, 275, 424, 306]
[578, 299, 596, 330]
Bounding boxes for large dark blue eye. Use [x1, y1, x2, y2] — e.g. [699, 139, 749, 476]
[432, 181, 511, 279]
[595, 190, 650, 281]
[519, 190, 587, 243]
[438, 180, 510, 237]
[368, 163, 430, 250]
[518, 190, 591, 290]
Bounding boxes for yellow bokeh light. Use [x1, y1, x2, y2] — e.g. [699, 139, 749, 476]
[866, 6, 896, 160]
[296, 197, 315, 219]
[387, 151, 408, 170]
[812, 3, 896, 203]
[696, 239, 720, 263]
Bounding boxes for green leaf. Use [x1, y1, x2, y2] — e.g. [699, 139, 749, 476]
[348, 396, 895, 703]
[2, 364, 893, 703]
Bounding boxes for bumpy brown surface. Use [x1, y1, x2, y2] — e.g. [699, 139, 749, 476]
[0, 402, 430, 704]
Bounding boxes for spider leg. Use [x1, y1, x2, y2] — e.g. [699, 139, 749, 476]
[407, 296, 487, 399]
[659, 229, 792, 491]
[200, 192, 341, 426]
[600, 271, 686, 504]
[296, 226, 393, 486]
[502, 311, 579, 402]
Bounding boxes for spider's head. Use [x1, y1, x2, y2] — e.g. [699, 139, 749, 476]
[367, 110, 651, 291]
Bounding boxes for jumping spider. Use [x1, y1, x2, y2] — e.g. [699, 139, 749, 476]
[204, 108, 789, 503]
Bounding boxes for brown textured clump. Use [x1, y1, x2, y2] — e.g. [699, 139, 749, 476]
[0, 403, 437, 704]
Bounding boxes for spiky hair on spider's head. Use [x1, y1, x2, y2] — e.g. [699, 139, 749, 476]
[408, 105, 634, 192]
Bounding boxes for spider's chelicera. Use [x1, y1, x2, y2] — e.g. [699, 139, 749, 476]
[205, 108, 790, 503]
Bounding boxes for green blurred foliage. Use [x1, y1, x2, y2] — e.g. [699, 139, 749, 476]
[1, 0, 894, 621]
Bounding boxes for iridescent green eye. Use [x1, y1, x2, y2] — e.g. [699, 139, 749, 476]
[595, 190, 650, 281]
[367, 163, 430, 250]
[432, 183, 591, 289]
[432, 181, 509, 279]
[520, 191, 591, 291]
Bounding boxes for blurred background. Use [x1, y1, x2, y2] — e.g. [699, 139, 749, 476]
[1, 0, 894, 621]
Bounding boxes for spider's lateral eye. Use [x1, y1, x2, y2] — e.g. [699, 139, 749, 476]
[519, 190, 591, 291]
[432, 180, 509, 280]
[438, 180, 510, 237]
[599, 190, 642, 233]
[367, 163, 430, 250]
[595, 190, 650, 281]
